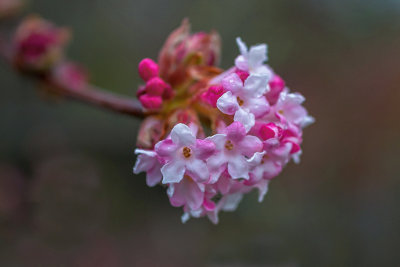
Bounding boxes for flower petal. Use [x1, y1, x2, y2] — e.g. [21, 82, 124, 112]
[228, 155, 249, 180]
[207, 152, 228, 183]
[206, 134, 227, 151]
[194, 139, 215, 160]
[170, 123, 196, 146]
[133, 149, 157, 174]
[248, 44, 267, 70]
[221, 73, 243, 94]
[221, 192, 243, 211]
[245, 96, 270, 118]
[238, 135, 263, 157]
[236, 37, 248, 56]
[243, 73, 270, 97]
[217, 91, 239, 115]
[161, 161, 185, 184]
[234, 108, 255, 132]
[146, 165, 163, 187]
[186, 158, 209, 183]
[225, 121, 246, 143]
[155, 139, 178, 158]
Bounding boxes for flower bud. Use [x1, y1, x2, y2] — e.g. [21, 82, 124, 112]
[266, 74, 285, 105]
[12, 16, 70, 73]
[138, 58, 159, 81]
[145, 77, 168, 96]
[139, 94, 163, 110]
[202, 85, 224, 107]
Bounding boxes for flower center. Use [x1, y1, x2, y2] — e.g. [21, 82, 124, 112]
[237, 96, 244, 106]
[224, 140, 234, 151]
[182, 146, 192, 158]
[261, 154, 269, 164]
[278, 109, 284, 115]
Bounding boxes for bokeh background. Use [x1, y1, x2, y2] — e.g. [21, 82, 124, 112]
[1, 0, 400, 266]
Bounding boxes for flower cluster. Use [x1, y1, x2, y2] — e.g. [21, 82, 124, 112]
[134, 22, 314, 223]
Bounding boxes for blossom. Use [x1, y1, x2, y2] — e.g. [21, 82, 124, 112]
[235, 37, 272, 75]
[273, 91, 315, 128]
[132, 23, 314, 223]
[216, 72, 270, 131]
[155, 123, 215, 184]
[206, 122, 262, 182]
[133, 149, 163, 187]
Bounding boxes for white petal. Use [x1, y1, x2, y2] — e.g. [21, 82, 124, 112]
[234, 108, 255, 132]
[228, 155, 249, 180]
[222, 73, 243, 94]
[170, 123, 196, 146]
[248, 44, 267, 70]
[245, 96, 270, 118]
[243, 74, 270, 97]
[133, 149, 157, 174]
[235, 55, 248, 71]
[254, 179, 269, 202]
[206, 134, 227, 151]
[186, 159, 209, 183]
[217, 91, 239, 115]
[247, 151, 266, 168]
[161, 161, 185, 184]
[221, 193, 243, 211]
[236, 37, 248, 56]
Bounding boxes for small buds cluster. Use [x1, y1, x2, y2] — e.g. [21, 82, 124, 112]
[9, 16, 89, 90]
[137, 58, 173, 110]
[134, 22, 314, 223]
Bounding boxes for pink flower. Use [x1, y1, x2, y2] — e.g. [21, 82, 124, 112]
[273, 91, 315, 128]
[133, 149, 163, 187]
[217, 72, 270, 131]
[167, 176, 205, 211]
[155, 123, 215, 184]
[206, 122, 263, 182]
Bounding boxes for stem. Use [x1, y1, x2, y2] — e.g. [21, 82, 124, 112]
[47, 79, 145, 118]
[0, 35, 145, 118]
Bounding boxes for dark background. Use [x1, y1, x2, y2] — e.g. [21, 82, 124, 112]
[1, 0, 400, 266]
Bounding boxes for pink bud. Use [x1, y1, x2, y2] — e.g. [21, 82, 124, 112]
[138, 58, 159, 81]
[145, 77, 167, 96]
[289, 142, 301, 154]
[235, 69, 249, 83]
[162, 83, 174, 100]
[139, 94, 163, 110]
[259, 123, 281, 140]
[266, 75, 285, 105]
[203, 85, 225, 107]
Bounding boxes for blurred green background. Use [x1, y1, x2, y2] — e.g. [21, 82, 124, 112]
[1, 0, 400, 266]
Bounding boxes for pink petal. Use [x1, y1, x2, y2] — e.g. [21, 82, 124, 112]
[146, 165, 163, 187]
[225, 121, 246, 142]
[207, 152, 228, 183]
[238, 135, 263, 157]
[133, 149, 157, 173]
[245, 96, 270, 118]
[221, 73, 243, 94]
[194, 139, 215, 160]
[155, 139, 178, 158]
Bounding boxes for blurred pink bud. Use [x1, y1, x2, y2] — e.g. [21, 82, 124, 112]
[52, 62, 89, 90]
[138, 58, 159, 81]
[145, 77, 168, 96]
[266, 74, 285, 105]
[137, 116, 165, 149]
[158, 19, 221, 86]
[234, 69, 249, 83]
[139, 94, 163, 110]
[202, 85, 225, 107]
[12, 16, 70, 73]
[0, 0, 23, 19]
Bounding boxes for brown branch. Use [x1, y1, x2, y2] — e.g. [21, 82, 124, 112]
[0, 34, 145, 118]
[47, 79, 145, 118]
